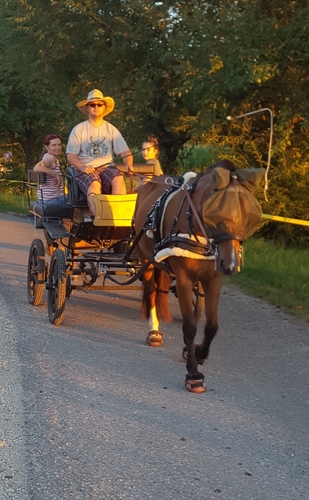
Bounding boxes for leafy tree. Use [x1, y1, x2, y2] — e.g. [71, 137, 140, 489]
[0, 0, 308, 246]
[167, 0, 309, 244]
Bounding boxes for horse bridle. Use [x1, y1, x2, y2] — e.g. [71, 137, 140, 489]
[184, 174, 244, 267]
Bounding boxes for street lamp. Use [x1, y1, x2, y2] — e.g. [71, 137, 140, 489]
[226, 108, 273, 200]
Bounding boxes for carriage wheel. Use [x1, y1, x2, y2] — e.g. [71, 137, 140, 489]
[193, 281, 205, 321]
[47, 248, 67, 325]
[66, 276, 72, 298]
[27, 238, 46, 306]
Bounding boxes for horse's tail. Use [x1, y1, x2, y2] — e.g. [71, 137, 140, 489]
[141, 268, 172, 322]
[155, 268, 173, 323]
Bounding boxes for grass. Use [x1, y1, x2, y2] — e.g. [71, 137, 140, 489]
[1, 190, 309, 324]
[0, 190, 29, 216]
[224, 237, 309, 322]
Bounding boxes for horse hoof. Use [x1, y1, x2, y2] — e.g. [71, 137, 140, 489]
[185, 378, 206, 394]
[146, 331, 163, 347]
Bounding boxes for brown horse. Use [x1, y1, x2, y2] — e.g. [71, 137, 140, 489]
[134, 160, 264, 393]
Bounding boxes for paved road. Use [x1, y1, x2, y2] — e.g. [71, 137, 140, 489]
[0, 213, 308, 500]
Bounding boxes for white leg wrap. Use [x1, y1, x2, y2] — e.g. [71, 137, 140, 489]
[149, 307, 159, 331]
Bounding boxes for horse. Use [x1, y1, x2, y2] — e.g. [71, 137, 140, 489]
[133, 159, 264, 393]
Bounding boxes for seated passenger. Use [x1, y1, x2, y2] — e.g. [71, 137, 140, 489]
[33, 133, 68, 212]
[32, 134, 71, 254]
[134, 135, 163, 191]
[142, 135, 163, 177]
[66, 89, 134, 221]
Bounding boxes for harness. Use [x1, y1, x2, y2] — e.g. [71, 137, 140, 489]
[143, 174, 216, 260]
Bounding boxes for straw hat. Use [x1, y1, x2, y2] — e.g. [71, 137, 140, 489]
[76, 89, 115, 117]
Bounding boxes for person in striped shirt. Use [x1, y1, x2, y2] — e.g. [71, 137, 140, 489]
[32, 134, 72, 254]
[33, 133, 64, 202]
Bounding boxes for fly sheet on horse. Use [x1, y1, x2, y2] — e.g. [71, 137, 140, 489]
[133, 159, 264, 393]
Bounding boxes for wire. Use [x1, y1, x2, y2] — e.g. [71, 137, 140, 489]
[226, 108, 273, 201]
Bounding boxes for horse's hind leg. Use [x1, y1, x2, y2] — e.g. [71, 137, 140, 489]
[195, 273, 221, 364]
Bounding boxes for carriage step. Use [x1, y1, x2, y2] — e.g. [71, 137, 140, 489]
[44, 221, 70, 239]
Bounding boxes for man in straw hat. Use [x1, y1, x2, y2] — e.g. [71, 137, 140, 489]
[66, 89, 133, 219]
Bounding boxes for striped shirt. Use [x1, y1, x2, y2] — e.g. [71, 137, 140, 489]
[37, 155, 63, 202]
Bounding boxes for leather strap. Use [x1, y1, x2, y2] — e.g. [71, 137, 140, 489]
[183, 188, 210, 245]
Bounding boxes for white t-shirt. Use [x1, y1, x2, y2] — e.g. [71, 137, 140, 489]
[66, 120, 129, 169]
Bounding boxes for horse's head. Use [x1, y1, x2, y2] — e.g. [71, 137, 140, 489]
[196, 161, 264, 274]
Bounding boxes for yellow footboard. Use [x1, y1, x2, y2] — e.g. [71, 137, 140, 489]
[93, 194, 138, 227]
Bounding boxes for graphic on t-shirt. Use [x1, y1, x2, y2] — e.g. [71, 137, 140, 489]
[86, 137, 108, 158]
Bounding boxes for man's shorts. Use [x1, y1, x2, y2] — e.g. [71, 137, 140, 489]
[75, 164, 124, 194]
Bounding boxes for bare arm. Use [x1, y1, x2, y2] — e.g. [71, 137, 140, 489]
[34, 155, 56, 175]
[66, 153, 95, 174]
[33, 155, 62, 186]
[119, 149, 134, 173]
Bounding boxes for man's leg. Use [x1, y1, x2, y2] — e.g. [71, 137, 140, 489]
[87, 180, 101, 215]
[100, 166, 127, 195]
[110, 175, 127, 194]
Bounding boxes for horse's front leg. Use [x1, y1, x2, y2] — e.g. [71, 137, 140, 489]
[176, 280, 206, 393]
[142, 265, 163, 347]
[195, 273, 221, 363]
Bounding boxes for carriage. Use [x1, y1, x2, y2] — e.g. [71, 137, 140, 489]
[27, 160, 264, 392]
[26, 164, 204, 326]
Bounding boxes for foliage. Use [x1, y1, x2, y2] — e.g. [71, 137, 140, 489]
[0, 0, 308, 245]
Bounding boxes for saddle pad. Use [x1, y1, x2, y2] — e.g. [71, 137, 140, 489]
[154, 233, 215, 262]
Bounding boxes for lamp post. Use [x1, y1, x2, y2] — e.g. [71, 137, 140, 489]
[226, 108, 273, 200]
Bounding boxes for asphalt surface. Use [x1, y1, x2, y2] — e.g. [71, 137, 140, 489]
[0, 212, 308, 500]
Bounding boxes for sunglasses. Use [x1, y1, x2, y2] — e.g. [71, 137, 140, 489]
[88, 102, 104, 108]
[44, 134, 62, 145]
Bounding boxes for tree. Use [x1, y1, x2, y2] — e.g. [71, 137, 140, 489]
[0, 0, 308, 246]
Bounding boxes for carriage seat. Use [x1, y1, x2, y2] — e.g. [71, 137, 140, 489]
[30, 196, 73, 219]
[65, 165, 88, 207]
[27, 170, 73, 228]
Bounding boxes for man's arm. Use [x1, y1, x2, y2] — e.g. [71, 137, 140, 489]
[67, 153, 95, 174]
[119, 149, 134, 173]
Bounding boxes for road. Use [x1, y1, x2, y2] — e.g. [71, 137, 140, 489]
[0, 212, 308, 500]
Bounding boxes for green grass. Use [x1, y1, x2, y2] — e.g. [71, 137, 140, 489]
[224, 237, 309, 322]
[0, 191, 29, 215]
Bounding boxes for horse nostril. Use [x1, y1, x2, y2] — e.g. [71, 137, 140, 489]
[220, 260, 235, 275]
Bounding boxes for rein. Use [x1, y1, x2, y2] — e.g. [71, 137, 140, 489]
[182, 184, 210, 246]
